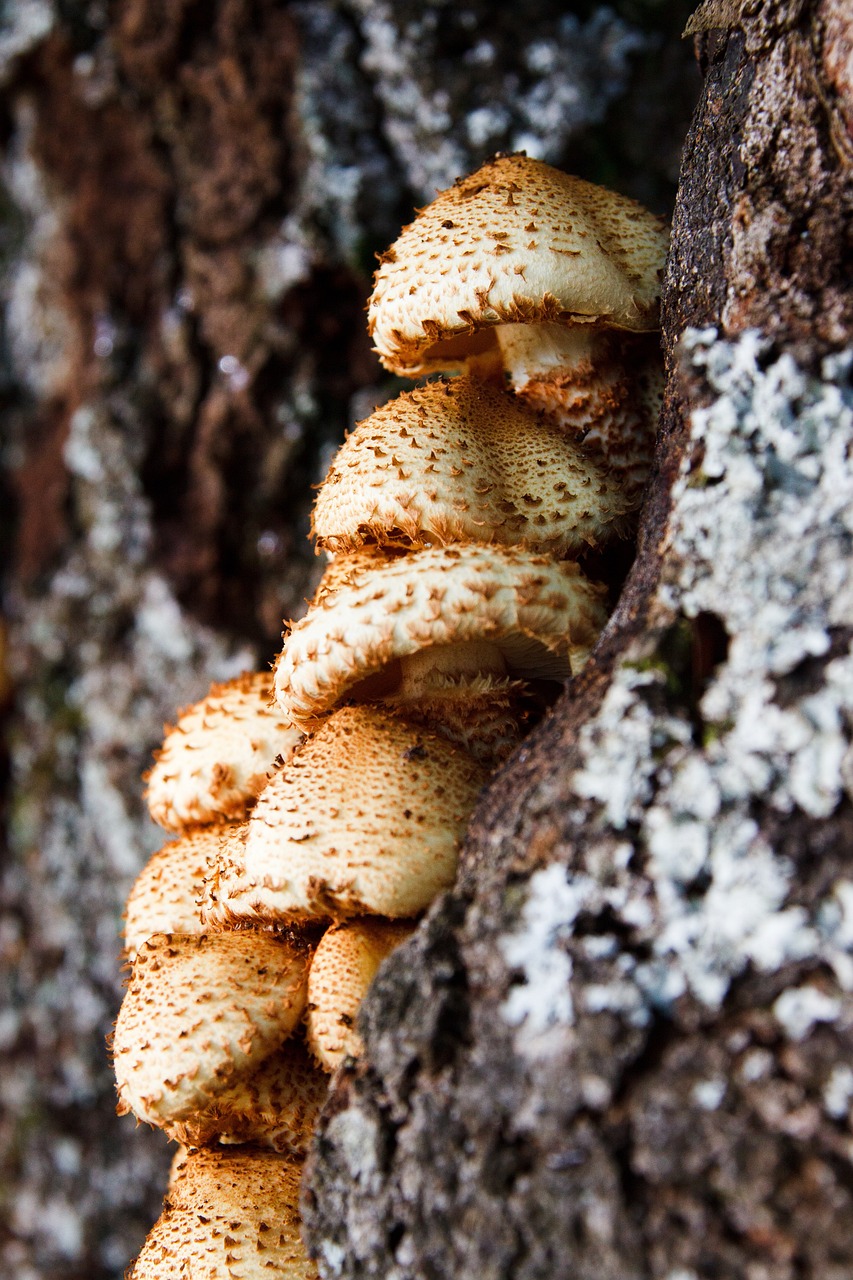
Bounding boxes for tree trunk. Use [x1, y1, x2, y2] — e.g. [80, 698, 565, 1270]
[0, 3, 697, 1276]
[303, 4, 853, 1278]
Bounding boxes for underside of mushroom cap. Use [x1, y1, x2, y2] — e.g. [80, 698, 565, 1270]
[166, 1035, 328, 1156]
[113, 931, 310, 1129]
[311, 376, 631, 555]
[306, 918, 415, 1071]
[385, 671, 539, 765]
[274, 543, 608, 730]
[202, 705, 489, 925]
[124, 827, 237, 961]
[130, 1146, 317, 1279]
[144, 671, 303, 833]
[368, 153, 669, 377]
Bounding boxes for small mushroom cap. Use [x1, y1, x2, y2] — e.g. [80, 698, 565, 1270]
[274, 544, 608, 730]
[203, 705, 489, 925]
[311, 376, 630, 555]
[124, 826, 239, 961]
[130, 1145, 317, 1279]
[386, 671, 533, 765]
[113, 931, 310, 1129]
[306, 918, 415, 1071]
[167, 1035, 328, 1156]
[368, 154, 669, 377]
[145, 671, 303, 833]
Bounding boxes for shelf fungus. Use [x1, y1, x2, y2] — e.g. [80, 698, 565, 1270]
[368, 153, 668, 499]
[145, 671, 303, 832]
[115, 153, 666, 1277]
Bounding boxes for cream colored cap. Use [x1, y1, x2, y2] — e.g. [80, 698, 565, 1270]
[204, 705, 489, 925]
[114, 931, 309, 1129]
[368, 154, 669, 376]
[387, 672, 531, 765]
[145, 671, 303, 832]
[124, 826, 237, 961]
[167, 1035, 328, 1156]
[306, 918, 415, 1071]
[311, 376, 629, 555]
[130, 1146, 317, 1279]
[274, 543, 608, 729]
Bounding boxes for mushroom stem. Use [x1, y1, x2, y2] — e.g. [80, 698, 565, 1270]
[399, 640, 509, 697]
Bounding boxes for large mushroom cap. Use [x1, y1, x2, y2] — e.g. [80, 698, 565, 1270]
[203, 705, 489, 925]
[311, 376, 631, 555]
[145, 671, 303, 832]
[130, 1146, 317, 1278]
[124, 826, 241, 961]
[274, 543, 608, 730]
[368, 154, 669, 377]
[306, 918, 415, 1071]
[167, 1035, 328, 1156]
[113, 931, 310, 1129]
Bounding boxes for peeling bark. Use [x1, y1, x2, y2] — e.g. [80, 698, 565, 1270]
[304, 5, 853, 1278]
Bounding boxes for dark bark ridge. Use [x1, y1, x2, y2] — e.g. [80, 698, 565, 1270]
[304, 5, 853, 1278]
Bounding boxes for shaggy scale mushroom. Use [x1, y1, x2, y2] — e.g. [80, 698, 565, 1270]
[145, 671, 303, 832]
[124, 826, 234, 961]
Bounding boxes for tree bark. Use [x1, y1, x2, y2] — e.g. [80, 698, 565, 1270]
[0, 3, 697, 1276]
[304, 4, 853, 1278]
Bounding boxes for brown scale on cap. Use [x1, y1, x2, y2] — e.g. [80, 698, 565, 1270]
[167, 1035, 328, 1156]
[273, 542, 608, 731]
[203, 705, 489, 926]
[144, 671, 304, 833]
[367, 154, 668, 501]
[129, 1145, 317, 1279]
[113, 931, 310, 1130]
[311, 375, 632, 555]
[306, 918, 416, 1071]
[123, 826, 237, 961]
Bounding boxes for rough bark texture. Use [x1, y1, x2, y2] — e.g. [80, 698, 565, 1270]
[0, 3, 699, 1277]
[304, 4, 853, 1279]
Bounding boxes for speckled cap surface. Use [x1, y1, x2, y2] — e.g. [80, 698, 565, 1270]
[167, 1035, 328, 1156]
[311, 376, 629, 554]
[124, 826, 234, 960]
[306, 918, 415, 1071]
[145, 671, 303, 832]
[130, 1146, 317, 1278]
[274, 543, 608, 729]
[204, 705, 489, 924]
[368, 154, 669, 375]
[114, 931, 310, 1129]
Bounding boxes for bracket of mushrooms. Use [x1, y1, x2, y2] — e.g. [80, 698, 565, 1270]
[113, 155, 668, 1277]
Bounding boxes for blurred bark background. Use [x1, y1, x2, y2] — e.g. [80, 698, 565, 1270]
[0, 0, 722, 1275]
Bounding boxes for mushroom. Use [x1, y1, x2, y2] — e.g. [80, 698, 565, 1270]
[113, 931, 310, 1130]
[144, 671, 303, 832]
[129, 1145, 317, 1279]
[273, 542, 608, 731]
[305, 918, 415, 1071]
[124, 826, 234, 961]
[203, 705, 489, 927]
[367, 153, 668, 498]
[311, 375, 631, 555]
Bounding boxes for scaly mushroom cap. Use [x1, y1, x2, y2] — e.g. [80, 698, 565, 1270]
[311, 376, 631, 555]
[124, 827, 236, 961]
[306, 918, 415, 1071]
[130, 1146, 317, 1279]
[113, 931, 310, 1129]
[167, 1035, 328, 1156]
[203, 705, 489, 925]
[368, 154, 669, 377]
[274, 544, 608, 730]
[145, 671, 303, 832]
[387, 671, 533, 765]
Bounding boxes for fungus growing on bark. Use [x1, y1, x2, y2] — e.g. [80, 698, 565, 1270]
[129, 1146, 318, 1279]
[311, 375, 631, 554]
[274, 543, 608, 730]
[305, 918, 415, 1071]
[113, 931, 310, 1130]
[368, 153, 668, 497]
[145, 671, 303, 832]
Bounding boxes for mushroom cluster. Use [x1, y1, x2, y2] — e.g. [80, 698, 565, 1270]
[114, 155, 668, 1276]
